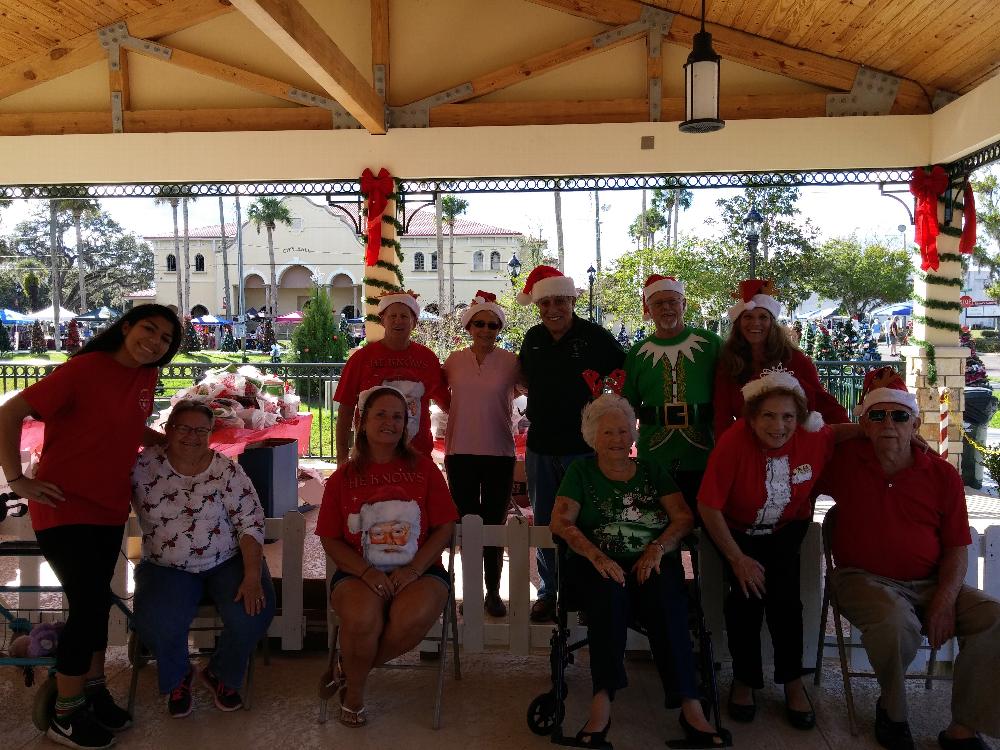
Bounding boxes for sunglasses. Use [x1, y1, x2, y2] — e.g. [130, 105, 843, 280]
[866, 409, 912, 423]
[471, 320, 500, 330]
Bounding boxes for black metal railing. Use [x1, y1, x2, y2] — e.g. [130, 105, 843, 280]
[815, 360, 904, 421]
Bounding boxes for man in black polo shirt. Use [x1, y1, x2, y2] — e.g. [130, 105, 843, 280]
[517, 265, 625, 622]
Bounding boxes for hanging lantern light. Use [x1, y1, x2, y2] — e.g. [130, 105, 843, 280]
[679, 0, 724, 134]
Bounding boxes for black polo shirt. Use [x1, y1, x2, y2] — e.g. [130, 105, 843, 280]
[519, 315, 625, 455]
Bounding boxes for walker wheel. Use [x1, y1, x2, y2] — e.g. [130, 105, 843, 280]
[32, 675, 57, 732]
[526, 691, 564, 736]
[127, 631, 150, 668]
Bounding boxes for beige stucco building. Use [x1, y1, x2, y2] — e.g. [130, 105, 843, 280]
[142, 197, 523, 319]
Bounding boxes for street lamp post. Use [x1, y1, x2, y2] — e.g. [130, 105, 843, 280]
[507, 253, 521, 286]
[587, 264, 597, 321]
[898, 223, 907, 251]
[745, 207, 764, 278]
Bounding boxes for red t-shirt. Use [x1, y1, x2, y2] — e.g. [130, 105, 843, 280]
[817, 438, 972, 580]
[698, 419, 833, 532]
[713, 349, 850, 439]
[21, 352, 157, 531]
[334, 340, 446, 455]
[315, 454, 457, 565]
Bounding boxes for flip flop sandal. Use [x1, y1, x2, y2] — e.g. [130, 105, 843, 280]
[337, 685, 367, 728]
[317, 652, 345, 700]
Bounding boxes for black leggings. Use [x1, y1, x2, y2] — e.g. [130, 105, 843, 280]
[720, 519, 809, 688]
[34, 524, 125, 677]
[444, 454, 514, 592]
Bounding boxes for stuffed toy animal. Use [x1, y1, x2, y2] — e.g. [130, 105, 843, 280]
[28, 621, 63, 657]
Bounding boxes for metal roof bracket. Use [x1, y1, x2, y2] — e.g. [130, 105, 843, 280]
[826, 67, 901, 116]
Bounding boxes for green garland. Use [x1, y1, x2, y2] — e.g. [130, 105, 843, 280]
[911, 313, 961, 332]
[907, 336, 938, 386]
[911, 293, 962, 311]
[939, 225, 962, 238]
[360, 178, 407, 319]
[917, 273, 962, 287]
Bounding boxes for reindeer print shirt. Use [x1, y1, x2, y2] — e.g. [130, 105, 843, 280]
[131, 446, 265, 573]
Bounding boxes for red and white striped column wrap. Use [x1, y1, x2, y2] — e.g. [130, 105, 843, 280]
[938, 387, 949, 460]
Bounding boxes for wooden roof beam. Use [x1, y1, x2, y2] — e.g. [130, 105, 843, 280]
[230, 0, 385, 134]
[429, 93, 831, 127]
[0, 0, 233, 100]
[371, 0, 389, 101]
[527, 0, 932, 114]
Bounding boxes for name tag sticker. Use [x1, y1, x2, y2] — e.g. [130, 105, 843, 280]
[792, 464, 813, 484]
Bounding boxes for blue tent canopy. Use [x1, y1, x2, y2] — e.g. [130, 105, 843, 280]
[0, 309, 32, 324]
[74, 306, 121, 322]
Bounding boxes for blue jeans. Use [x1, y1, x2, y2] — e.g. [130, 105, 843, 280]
[526, 448, 593, 600]
[133, 554, 276, 693]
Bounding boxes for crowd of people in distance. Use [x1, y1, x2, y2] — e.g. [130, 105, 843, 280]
[1, 266, 997, 750]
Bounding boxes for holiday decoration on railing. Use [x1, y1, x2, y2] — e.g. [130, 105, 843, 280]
[909, 165, 949, 271]
[959, 180, 977, 255]
[359, 167, 406, 340]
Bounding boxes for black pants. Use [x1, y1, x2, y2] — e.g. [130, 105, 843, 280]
[444, 454, 515, 592]
[720, 519, 809, 688]
[34, 523, 125, 677]
[569, 553, 698, 702]
[672, 470, 705, 526]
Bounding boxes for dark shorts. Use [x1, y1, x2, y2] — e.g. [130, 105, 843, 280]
[330, 563, 450, 592]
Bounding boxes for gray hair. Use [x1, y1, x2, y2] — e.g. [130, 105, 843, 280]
[580, 394, 637, 451]
[167, 399, 216, 429]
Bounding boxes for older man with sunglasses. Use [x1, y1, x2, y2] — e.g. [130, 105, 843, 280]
[818, 367, 1000, 750]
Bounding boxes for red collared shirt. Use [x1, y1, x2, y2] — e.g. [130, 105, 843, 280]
[818, 437, 971, 581]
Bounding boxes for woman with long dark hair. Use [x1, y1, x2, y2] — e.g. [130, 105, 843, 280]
[0, 303, 181, 749]
[713, 280, 848, 440]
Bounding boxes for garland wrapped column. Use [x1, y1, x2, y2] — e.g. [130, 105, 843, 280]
[359, 167, 405, 342]
[903, 165, 975, 468]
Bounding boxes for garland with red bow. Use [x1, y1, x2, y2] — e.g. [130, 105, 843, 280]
[909, 165, 949, 272]
[582, 368, 627, 398]
[359, 168, 406, 323]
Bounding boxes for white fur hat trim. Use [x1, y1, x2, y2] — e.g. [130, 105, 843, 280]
[643, 277, 685, 302]
[516, 275, 578, 305]
[854, 387, 918, 417]
[460, 297, 507, 329]
[728, 293, 782, 322]
[376, 293, 420, 318]
[802, 411, 824, 432]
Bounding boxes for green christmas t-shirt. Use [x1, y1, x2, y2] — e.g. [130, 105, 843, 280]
[621, 326, 722, 471]
[557, 457, 678, 562]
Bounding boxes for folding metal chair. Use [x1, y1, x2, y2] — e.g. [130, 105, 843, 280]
[814, 505, 948, 735]
[317, 528, 461, 729]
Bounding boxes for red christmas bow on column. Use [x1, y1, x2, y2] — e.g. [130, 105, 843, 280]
[959, 180, 976, 255]
[582, 368, 627, 398]
[360, 167, 394, 266]
[909, 165, 949, 272]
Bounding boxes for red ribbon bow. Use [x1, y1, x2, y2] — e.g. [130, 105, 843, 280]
[909, 165, 949, 272]
[960, 180, 976, 255]
[582, 368, 627, 398]
[360, 167, 394, 266]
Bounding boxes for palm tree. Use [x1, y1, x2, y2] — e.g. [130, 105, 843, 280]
[247, 198, 293, 317]
[154, 190, 183, 313]
[218, 197, 232, 317]
[48, 200, 63, 350]
[441, 195, 468, 312]
[54, 199, 100, 312]
[182, 197, 197, 317]
[554, 190, 565, 271]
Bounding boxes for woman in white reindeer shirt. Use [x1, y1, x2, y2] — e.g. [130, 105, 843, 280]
[316, 385, 458, 728]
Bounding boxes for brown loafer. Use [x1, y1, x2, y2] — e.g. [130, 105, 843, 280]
[529, 596, 556, 623]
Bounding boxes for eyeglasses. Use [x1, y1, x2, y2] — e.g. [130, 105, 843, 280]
[471, 320, 500, 330]
[170, 424, 212, 436]
[866, 409, 912, 423]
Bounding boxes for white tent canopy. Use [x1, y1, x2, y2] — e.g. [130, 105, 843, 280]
[28, 305, 78, 322]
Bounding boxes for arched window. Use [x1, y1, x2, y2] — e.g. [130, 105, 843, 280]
[431, 252, 438, 271]
[490, 251, 501, 271]
[166, 254, 176, 271]
[414, 251, 425, 271]
[194, 254, 205, 272]
[472, 251, 484, 271]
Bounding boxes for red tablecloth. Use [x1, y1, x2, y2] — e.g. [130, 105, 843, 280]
[19, 414, 313, 459]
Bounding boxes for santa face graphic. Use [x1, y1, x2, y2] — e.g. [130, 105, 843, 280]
[348, 498, 422, 572]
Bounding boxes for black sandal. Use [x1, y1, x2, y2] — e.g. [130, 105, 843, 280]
[571, 718, 612, 748]
[667, 712, 732, 748]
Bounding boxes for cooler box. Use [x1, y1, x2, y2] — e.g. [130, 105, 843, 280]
[238, 438, 299, 518]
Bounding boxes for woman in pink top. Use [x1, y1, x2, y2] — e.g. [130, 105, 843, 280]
[443, 291, 523, 617]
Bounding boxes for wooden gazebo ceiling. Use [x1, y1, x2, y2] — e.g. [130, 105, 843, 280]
[0, 0, 998, 137]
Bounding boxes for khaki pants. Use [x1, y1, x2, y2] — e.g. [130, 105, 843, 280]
[832, 567, 1000, 737]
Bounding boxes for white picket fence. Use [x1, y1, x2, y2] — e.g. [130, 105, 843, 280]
[0, 510, 306, 651]
[450, 515, 1000, 667]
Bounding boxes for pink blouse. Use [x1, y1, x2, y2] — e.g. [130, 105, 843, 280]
[443, 347, 522, 457]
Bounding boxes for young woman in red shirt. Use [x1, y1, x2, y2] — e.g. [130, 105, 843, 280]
[0, 304, 181, 750]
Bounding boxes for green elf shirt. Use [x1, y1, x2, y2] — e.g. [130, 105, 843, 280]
[557, 457, 678, 563]
[621, 326, 722, 471]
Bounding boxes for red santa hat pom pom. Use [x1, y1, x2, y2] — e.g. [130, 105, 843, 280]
[802, 411, 824, 432]
[516, 265, 578, 306]
[641, 274, 685, 321]
[727, 279, 782, 322]
[460, 289, 507, 329]
[854, 366, 918, 417]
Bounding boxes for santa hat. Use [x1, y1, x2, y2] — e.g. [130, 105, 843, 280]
[516, 265, 578, 305]
[854, 366, 918, 417]
[460, 290, 507, 329]
[376, 289, 420, 319]
[355, 384, 408, 428]
[727, 279, 782, 322]
[641, 274, 685, 321]
[741, 365, 823, 432]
